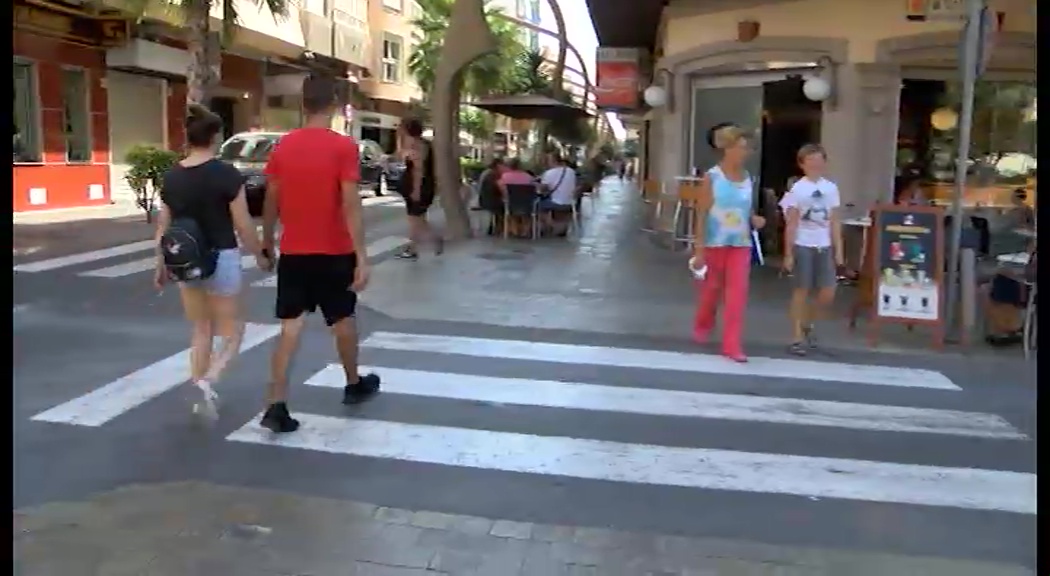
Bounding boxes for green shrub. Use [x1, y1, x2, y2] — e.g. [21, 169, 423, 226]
[124, 144, 179, 222]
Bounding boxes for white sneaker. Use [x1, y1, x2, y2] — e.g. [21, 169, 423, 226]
[192, 379, 220, 420]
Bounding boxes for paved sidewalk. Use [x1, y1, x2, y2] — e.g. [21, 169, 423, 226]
[363, 178, 1016, 360]
[14, 482, 1032, 576]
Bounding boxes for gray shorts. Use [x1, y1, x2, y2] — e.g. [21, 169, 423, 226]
[185, 248, 243, 296]
[793, 245, 836, 290]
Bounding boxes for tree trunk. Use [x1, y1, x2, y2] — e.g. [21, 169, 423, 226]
[437, 76, 473, 238]
[184, 0, 215, 105]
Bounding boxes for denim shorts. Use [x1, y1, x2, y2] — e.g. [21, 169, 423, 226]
[186, 248, 242, 296]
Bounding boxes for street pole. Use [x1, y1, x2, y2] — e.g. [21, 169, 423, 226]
[944, 0, 985, 340]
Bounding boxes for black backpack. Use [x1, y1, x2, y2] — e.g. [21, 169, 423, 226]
[160, 217, 218, 282]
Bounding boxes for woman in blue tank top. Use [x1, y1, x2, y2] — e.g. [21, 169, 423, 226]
[691, 124, 766, 362]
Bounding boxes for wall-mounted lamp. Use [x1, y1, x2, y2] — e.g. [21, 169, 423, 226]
[643, 68, 675, 113]
[803, 56, 836, 108]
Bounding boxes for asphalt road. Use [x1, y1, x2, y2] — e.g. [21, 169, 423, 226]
[12, 197, 1038, 571]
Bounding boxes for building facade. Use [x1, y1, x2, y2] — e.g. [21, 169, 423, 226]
[14, 0, 366, 212]
[592, 0, 1037, 211]
[348, 0, 424, 153]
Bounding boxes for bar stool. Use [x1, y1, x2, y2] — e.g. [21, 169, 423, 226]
[640, 179, 663, 233]
[672, 180, 707, 250]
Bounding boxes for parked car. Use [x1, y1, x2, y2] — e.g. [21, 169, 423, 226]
[219, 132, 387, 216]
[217, 131, 282, 217]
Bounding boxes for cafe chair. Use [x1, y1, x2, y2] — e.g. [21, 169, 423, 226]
[672, 180, 706, 250]
[969, 215, 991, 258]
[504, 184, 541, 241]
[640, 179, 663, 233]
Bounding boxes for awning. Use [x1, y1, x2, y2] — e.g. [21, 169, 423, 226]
[467, 94, 592, 123]
[584, 0, 663, 50]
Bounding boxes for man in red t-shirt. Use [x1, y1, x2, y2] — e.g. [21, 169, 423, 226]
[259, 75, 380, 433]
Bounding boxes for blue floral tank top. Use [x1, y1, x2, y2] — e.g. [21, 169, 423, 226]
[703, 165, 754, 248]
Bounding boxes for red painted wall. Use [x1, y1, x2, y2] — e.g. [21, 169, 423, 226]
[13, 30, 112, 212]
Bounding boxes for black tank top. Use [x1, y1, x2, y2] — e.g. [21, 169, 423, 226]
[399, 139, 435, 198]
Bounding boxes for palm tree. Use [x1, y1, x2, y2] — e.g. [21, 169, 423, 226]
[504, 49, 553, 96]
[408, 0, 526, 98]
[102, 0, 291, 105]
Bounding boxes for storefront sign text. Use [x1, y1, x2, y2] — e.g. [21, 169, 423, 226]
[595, 47, 640, 111]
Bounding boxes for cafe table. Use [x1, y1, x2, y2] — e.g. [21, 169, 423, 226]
[997, 252, 1032, 266]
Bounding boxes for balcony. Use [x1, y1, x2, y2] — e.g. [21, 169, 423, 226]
[300, 8, 334, 57]
[333, 15, 369, 69]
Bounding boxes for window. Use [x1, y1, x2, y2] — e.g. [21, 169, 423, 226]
[332, 0, 366, 21]
[13, 61, 40, 163]
[515, 0, 526, 17]
[382, 0, 403, 12]
[529, 31, 539, 52]
[381, 34, 403, 83]
[529, 0, 540, 22]
[61, 68, 91, 163]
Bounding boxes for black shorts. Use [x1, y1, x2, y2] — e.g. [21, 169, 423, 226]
[404, 192, 435, 217]
[275, 253, 358, 326]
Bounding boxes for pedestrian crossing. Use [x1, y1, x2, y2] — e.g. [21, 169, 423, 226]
[13, 233, 409, 283]
[29, 326, 1036, 517]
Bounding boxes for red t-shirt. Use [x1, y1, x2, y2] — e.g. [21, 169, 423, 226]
[264, 127, 359, 255]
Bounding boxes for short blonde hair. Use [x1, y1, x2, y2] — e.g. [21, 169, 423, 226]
[712, 125, 749, 151]
[796, 143, 827, 163]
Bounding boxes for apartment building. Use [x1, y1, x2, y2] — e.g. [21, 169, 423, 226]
[345, 0, 425, 153]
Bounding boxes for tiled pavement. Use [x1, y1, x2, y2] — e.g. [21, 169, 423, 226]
[13, 482, 1031, 576]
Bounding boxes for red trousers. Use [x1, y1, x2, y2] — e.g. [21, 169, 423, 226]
[693, 246, 751, 357]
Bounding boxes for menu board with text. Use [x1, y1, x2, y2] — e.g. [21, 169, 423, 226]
[871, 205, 945, 324]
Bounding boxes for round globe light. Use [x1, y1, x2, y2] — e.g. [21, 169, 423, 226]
[802, 77, 831, 102]
[930, 107, 959, 131]
[643, 85, 668, 108]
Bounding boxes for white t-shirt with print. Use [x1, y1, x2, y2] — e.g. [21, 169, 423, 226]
[541, 166, 577, 205]
[779, 177, 840, 248]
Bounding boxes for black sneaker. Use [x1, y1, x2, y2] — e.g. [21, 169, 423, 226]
[395, 247, 418, 260]
[343, 373, 381, 405]
[260, 402, 300, 433]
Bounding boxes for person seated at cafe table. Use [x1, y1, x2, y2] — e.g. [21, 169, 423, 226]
[983, 241, 1036, 347]
[496, 157, 537, 238]
[893, 175, 927, 206]
[1007, 187, 1035, 231]
[538, 151, 578, 237]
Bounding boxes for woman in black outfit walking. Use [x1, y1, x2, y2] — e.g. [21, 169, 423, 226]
[395, 118, 443, 260]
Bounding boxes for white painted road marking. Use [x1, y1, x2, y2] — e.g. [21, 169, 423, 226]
[79, 250, 272, 279]
[305, 365, 1024, 439]
[31, 323, 280, 426]
[361, 332, 961, 390]
[14, 240, 156, 273]
[226, 414, 1036, 514]
[251, 236, 409, 287]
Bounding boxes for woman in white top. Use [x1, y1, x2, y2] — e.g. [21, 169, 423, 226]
[779, 144, 843, 355]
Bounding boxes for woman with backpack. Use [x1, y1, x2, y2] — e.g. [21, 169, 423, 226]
[153, 104, 270, 419]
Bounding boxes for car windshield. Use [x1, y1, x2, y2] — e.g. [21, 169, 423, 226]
[219, 134, 280, 162]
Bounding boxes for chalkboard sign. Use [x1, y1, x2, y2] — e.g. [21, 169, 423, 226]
[867, 203, 946, 347]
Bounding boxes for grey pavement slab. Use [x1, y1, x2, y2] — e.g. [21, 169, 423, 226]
[13, 482, 1034, 576]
